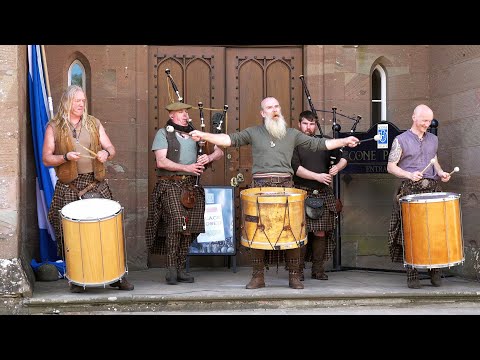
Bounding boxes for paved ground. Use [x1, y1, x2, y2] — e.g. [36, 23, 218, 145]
[8, 267, 479, 315]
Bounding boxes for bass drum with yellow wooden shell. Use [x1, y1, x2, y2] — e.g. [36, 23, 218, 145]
[240, 187, 307, 250]
[399, 192, 464, 269]
[60, 198, 127, 287]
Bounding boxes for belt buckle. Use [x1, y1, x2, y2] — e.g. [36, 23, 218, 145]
[271, 176, 280, 183]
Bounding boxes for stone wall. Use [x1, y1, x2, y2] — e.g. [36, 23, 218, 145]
[0, 45, 34, 297]
[429, 45, 480, 280]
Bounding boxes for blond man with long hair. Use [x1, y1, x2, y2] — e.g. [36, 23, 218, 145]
[43, 85, 134, 293]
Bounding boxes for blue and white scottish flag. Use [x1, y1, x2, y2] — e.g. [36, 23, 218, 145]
[27, 45, 60, 263]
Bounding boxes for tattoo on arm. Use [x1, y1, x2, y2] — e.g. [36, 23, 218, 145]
[388, 138, 402, 163]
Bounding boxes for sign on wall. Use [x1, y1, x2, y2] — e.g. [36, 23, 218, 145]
[339, 121, 404, 174]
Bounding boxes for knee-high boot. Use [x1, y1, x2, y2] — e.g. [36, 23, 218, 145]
[312, 236, 328, 280]
[177, 234, 194, 283]
[166, 267, 178, 285]
[246, 249, 265, 289]
[299, 245, 307, 281]
[285, 248, 304, 289]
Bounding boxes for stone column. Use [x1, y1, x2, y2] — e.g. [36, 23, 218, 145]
[0, 45, 34, 298]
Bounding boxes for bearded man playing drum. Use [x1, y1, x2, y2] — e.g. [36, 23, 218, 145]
[43, 85, 134, 293]
[190, 97, 359, 289]
[387, 104, 452, 289]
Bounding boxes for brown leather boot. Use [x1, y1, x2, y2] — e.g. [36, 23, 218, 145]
[299, 245, 307, 281]
[311, 236, 328, 280]
[109, 277, 134, 291]
[246, 249, 265, 289]
[289, 271, 304, 289]
[246, 270, 265, 289]
[286, 248, 304, 289]
[69, 283, 86, 293]
[407, 268, 421, 289]
[177, 269, 194, 283]
[165, 267, 178, 285]
[428, 268, 442, 287]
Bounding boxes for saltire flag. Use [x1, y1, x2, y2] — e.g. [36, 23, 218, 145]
[27, 45, 60, 263]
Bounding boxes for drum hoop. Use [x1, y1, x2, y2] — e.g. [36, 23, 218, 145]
[399, 192, 460, 203]
[251, 192, 302, 196]
[404, 259, 464, 269]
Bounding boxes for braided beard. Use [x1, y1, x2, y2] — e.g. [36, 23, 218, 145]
[165, 119, 194, 133]
[264, 114, 287, 139]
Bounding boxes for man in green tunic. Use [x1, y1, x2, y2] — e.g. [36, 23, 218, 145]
[190, 97, 359, 289]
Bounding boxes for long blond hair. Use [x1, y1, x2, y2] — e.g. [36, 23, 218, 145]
[48, 85, 97, 137]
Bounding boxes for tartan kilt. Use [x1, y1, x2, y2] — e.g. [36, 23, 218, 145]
[47, 172, 113, 257]
[145, 176, 205, 255]
[295, 184, 337, 262]
[295, 184, 336, 232]
[388, 179, 442, 263]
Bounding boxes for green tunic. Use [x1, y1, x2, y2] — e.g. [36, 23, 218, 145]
[229, 125, 328, 175]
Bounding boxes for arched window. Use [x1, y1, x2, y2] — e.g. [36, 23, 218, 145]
[371, 64, 386, 125]
[68, 60, 86, 92]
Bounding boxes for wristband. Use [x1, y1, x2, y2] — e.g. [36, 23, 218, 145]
[104, 149, 111, 157]
[63, 153, 69, 161]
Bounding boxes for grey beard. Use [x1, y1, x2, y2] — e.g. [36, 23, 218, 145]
[265, 115, 287, 139]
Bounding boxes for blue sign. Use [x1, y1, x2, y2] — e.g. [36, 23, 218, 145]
[338, 121, 404, 174]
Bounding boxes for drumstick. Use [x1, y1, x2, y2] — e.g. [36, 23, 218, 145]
[79, 154, 96, 159]
[420, 158, 436, 175]
[77, 143, 99, 158]
[449, 166, 460, 175]
[356, 134, 381, 144]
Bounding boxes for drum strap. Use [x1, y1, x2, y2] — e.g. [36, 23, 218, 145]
[69, 181, 99, 199]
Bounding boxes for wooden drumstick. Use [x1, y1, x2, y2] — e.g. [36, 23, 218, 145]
[356, 134, 381, 144]
[420, 158, 436, 175]
[449, 166, 460, 176]
[77, 143, 99, 158]
[79, 154, 97, 159]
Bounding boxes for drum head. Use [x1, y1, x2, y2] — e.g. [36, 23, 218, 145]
[61, 198, 121, 220]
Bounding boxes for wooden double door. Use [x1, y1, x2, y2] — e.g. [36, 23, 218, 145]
[148, 45, 303, 265]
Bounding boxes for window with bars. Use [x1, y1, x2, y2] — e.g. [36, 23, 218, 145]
[371, 64, 386, 125]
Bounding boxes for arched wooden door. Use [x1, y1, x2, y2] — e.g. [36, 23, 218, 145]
[148, 46, 303, 266]
[148, 46, 227, 196]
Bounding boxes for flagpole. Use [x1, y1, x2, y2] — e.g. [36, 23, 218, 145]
[40, 45, 54, 118]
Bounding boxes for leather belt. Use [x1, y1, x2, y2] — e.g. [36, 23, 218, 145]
[253, 175, 292, 183]
[68, 181, 99, 198]
[157, 175, 191, 181]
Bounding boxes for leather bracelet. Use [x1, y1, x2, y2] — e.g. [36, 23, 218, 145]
[103, 149, 111, 157]
[63, 153, 69, 162]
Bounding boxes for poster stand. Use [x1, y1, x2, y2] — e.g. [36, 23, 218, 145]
[187, 186, 236, 272]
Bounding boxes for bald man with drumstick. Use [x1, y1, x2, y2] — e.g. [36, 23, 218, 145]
[387, 104, 452, 289]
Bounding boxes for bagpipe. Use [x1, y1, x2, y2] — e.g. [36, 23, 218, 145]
[299, 74, 362, 165]
[165, 68, 228, 184]
[299, 74, 362, 213]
